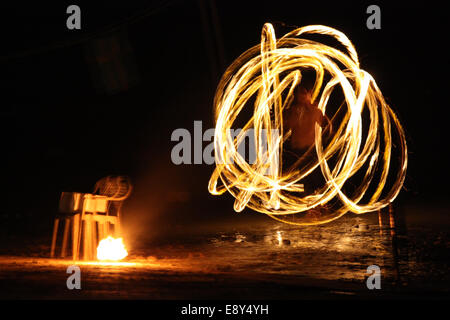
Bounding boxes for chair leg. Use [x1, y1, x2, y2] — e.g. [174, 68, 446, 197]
[87, 217, 92, 260]
[91, 220, 97, 259]
[104, 222, 109, 238]
[50, 218, 59, 258]
[72, 214, 80, 260]
[115, 218, 121, 237]
[98, 222, 104, 243]
[83, 219, 88, 260]
[83, 215, 94, 260]
[61, 218, 70, 258]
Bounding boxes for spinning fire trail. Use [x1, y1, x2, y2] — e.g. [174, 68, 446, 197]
[208, 23, 407, 225]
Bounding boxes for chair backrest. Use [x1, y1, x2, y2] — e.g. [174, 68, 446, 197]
[93, 176, 132, 201]
[83, 194, 108, 213]
[58, 192, 83, 214]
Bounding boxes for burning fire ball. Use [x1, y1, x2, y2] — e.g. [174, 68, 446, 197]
[97, 237, 128, 261]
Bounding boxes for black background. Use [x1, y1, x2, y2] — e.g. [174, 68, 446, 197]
[0, 1, 448, 235]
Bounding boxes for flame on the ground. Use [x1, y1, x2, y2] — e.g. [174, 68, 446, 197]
[97, 236, 128, 261]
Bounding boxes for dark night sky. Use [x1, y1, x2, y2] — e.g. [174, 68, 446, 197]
[0, 1, 449, 230]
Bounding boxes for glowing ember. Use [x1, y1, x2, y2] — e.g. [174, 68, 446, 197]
[208, 23, 407, 225]
[97, 236, 128, 261]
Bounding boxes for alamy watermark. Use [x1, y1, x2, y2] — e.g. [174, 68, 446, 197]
[66, 5, 81, 30]
[66, 265, 81, 290]
[171, 121, 279, 167]
[366, 264, 381, 289]
[366, 5, 381, 30]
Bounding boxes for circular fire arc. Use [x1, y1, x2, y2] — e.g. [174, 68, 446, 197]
[208, 23, 408, 225]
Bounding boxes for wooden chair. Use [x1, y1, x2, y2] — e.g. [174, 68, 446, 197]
[50, 176, 132, 260]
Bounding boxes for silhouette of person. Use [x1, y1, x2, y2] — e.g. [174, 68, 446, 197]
[283, 85, 332, 202]
[284, 86, 328, 151]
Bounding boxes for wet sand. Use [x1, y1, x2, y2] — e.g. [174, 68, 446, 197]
[1, 209, 449, 299]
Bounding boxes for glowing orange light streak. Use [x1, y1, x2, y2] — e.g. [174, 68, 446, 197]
[208, 23, 407, 225]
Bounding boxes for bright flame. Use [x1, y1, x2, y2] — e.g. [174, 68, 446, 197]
[208, 23, 407, 225]
[97, 236, 128, 261]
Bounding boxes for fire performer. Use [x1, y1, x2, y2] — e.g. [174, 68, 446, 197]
[209, 23, 408, 225]
[284, 85, 331, 152]
[283, 84, 332, 219]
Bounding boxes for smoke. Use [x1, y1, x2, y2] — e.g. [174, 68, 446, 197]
[121, 157, 191, 250]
